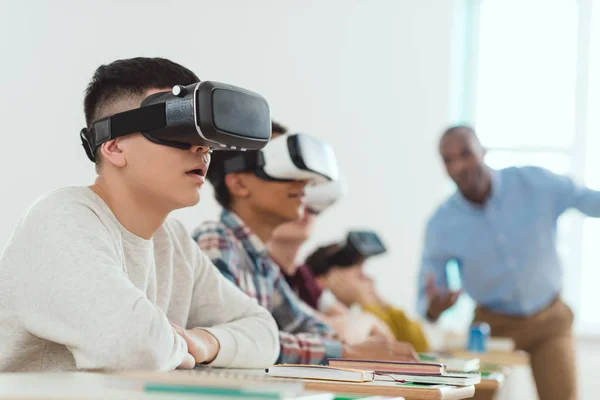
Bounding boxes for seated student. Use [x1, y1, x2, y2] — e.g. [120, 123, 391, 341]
[306, 243, 430, 352]
[0, 57, 279, 372]
[268, 177, 394, 344]
[193, 128, 418, 365]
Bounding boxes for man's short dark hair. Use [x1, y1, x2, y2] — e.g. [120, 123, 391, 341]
[207, 120, 288, 209]
[440, 124, 479, 146]
[83, 57, 199, 168]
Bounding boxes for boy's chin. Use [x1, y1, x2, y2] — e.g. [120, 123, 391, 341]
[281, 209, 303, 223]
[173, 191, 201, 210]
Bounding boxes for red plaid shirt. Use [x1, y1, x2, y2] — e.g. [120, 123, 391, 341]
[193, 210, 342, 365]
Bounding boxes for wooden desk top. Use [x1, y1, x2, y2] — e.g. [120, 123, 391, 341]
[477, 372, 505, 391]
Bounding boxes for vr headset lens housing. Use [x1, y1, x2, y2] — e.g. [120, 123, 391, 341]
[347, 231, 387, 258]
[223, 133, 339, 184]
[80, 81, 271, 162]
[305, 176, 346, 214]
[261, 134, 339, 184]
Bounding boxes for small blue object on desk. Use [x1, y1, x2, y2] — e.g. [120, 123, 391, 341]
[467, 322, 490, 353]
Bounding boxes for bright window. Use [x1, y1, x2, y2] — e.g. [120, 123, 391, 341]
[579, 0, 600, 331]
[475, 0, 578, 150]
[448, 0, 595, 332]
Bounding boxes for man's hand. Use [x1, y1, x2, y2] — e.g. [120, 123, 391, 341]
[342, 336, 418, 362]
[171, 322, 220, 365]
[425, 273, 462, 321]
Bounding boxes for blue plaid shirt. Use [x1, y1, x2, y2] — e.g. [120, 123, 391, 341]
[193, 210, 342, 364]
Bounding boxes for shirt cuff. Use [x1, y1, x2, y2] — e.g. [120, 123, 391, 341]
[201, 327, 236, 368]
[167, 332, 189, 371]
[322, 338, 343, 362]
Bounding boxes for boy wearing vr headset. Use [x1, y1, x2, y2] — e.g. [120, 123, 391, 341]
[269, 180, 395, 345]
[0, 57, 279, 372]
[194, 125, 418, 365]
[306, 235, 430, 353]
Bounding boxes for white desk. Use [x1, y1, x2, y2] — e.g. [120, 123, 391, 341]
[0, 372, 335, 400]
[0, 372, 175, 399]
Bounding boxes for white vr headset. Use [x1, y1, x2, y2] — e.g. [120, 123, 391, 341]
[222, 133, 339, 185]
[304, 175, 346, 214]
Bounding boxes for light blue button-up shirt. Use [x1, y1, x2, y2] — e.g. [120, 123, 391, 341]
[417, 166, 600, 317]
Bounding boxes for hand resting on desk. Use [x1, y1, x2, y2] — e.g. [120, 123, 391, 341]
[170, 322, 220, 368]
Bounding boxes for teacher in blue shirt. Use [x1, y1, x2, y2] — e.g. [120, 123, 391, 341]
[417, 125, 600, 400]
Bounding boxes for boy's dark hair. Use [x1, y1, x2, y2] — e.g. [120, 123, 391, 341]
[83, 57, 199, 169]
[207, 120, 288, 209]
[304, 243, 344, 277]
[271, 121, 288, 136]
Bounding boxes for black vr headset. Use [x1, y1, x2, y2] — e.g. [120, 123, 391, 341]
[329, 230, 387, 266]
[80, 81, 272, 162]
[307, 230, 387, 277]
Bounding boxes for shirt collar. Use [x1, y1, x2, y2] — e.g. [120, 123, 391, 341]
[220, 209, 270, 257]
[454, 167, 502, 211]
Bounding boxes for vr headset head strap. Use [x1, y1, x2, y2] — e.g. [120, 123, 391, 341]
[222, 151, 264, 174]
[209, 151, 268, 190]
[80, 103, 167, 162]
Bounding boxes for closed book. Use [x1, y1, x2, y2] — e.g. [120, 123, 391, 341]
[419, 353, 480, 372]
[266, 365, 375, 383]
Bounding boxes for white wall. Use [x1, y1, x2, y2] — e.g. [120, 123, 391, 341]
[0, 0, 454, 312]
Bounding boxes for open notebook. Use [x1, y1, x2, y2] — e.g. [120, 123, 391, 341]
[263, 364, 475, 398]
[375, 372, 481, 386]
[328, 359, 446, 375]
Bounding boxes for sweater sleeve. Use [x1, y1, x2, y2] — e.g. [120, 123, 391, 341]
[185, 248, 280, 368]
[8, 199, 187, 371]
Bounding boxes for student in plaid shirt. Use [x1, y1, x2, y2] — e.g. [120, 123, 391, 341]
[193, 122, 418, 365]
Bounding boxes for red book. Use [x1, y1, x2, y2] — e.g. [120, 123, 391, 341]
[328, 358, 446, 376]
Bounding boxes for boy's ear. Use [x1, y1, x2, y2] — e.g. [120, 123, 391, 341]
[225, 173, 251, 199]
[99, 139, 127, 168]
